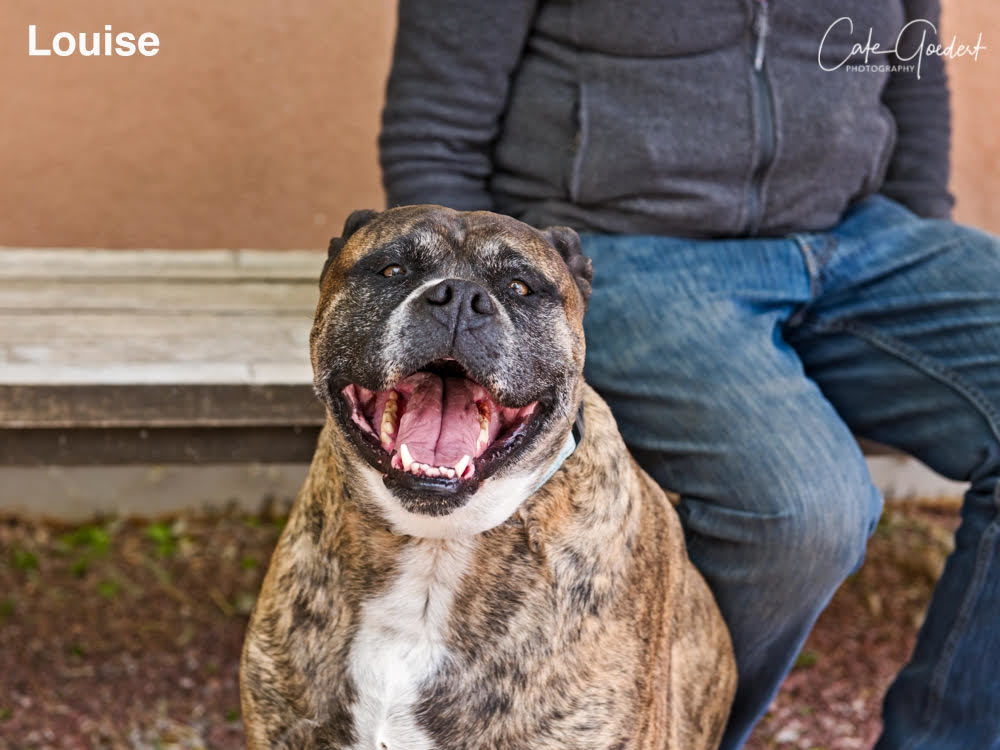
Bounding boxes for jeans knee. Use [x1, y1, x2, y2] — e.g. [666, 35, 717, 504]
[777, 473, 879, 583]
[681, 456, 882, 592]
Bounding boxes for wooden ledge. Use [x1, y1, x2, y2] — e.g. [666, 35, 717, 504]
[0, 248, 326, 465]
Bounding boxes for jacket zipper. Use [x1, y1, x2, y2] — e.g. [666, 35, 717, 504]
[744, 0, 776, 235]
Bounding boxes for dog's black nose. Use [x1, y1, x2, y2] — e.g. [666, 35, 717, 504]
[422, 279, 496, 329]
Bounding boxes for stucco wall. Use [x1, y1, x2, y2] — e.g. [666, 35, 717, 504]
[1, 0, 395, 250]
[1, 1, 995, 250]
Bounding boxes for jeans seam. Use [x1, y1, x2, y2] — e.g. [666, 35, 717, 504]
[806, 317, 1000, 750]
[789, 236, 822, 327]
[792, 236, 821, 299]
[812, 319, 1000, 446]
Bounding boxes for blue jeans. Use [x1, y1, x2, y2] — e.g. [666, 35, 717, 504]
[581, 195, 1000, 750]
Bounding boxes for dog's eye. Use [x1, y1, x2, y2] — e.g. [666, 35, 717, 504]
[380, 264, 405, 278]
[508, 279, 531, 296]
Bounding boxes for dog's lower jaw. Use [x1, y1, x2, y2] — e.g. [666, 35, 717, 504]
[356, 461, 542, 539]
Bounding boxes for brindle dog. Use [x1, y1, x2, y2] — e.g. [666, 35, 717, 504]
[241, 205, 736, 749]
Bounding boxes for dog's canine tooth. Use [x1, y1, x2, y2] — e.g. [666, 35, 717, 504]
[454, 454, 471, 477]
[400, 443, 414, 471]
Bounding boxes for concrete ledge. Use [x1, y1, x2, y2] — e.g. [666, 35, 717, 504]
[0, 463, 308, 521]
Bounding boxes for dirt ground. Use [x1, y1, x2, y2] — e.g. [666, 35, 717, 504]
[0, 500, 959, 750]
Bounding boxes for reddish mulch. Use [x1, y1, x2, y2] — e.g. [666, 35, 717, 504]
[0, 502, 958, 750]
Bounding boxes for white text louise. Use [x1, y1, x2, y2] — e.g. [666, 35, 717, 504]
[28, 24, 159, 57]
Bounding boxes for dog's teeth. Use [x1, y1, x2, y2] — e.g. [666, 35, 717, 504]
[380, 417, 394, 438]
[476, 401, 492, 454]
[400, 443, 414, 471]
[425, 466, 441, 478]
[390, 452, 402, 470]
[380, 393, 400, 450]
[454, 454, 471, 477]
[441, 467, 455, 479]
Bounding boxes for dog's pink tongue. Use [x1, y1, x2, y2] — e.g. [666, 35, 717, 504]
[395, 373, 489, 467]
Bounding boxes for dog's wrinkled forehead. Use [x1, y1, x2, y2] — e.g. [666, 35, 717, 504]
[341, 209, 459, 265]
[321, 205, 589, 318]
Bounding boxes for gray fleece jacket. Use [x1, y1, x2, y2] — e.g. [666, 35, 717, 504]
[379, 0, 953, 237]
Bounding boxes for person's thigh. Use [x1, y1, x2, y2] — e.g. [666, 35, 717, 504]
[785, 196, 1000, 750]
[581, 232, 883, 748]
[788, 196, 1000, 483]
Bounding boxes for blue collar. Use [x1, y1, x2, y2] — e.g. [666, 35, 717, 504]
[529, 404, 585, 494]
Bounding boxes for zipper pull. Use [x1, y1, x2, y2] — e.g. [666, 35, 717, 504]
[753, 0, 769, 71]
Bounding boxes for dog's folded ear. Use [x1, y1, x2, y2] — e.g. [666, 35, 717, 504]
[320, 209, 380, 288]
[542, 226, 594, 309]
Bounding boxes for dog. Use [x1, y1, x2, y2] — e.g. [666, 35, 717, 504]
[240, 205, 736, 749]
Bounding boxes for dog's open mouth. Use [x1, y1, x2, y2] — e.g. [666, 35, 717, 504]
[336, 361, 545, 497]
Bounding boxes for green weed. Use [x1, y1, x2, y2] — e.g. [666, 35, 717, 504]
[10, 547, 38, 572]
[145, 522, 177, 558]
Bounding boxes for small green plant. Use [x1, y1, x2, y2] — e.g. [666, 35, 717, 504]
[0, 599, 14, 620]
[794, 649, 819, 669]
[59, 525, 111, 556]
[70, 559, 90, 578]
[225, 708, 240, 722]
[0, 707, 12, 720]
[240, 555, 259, 570]
[10, 547, 39, 572]
[145, 521, 177, 558]
[57, 523, 115, 579]
[96, 580, 120, 599]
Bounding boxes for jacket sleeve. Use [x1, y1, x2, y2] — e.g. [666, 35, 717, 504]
[378, 0, 540, 211]
[879, 0, 954, 219]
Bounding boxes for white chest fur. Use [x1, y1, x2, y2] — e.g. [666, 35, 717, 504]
[347, 538, 474, 750]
